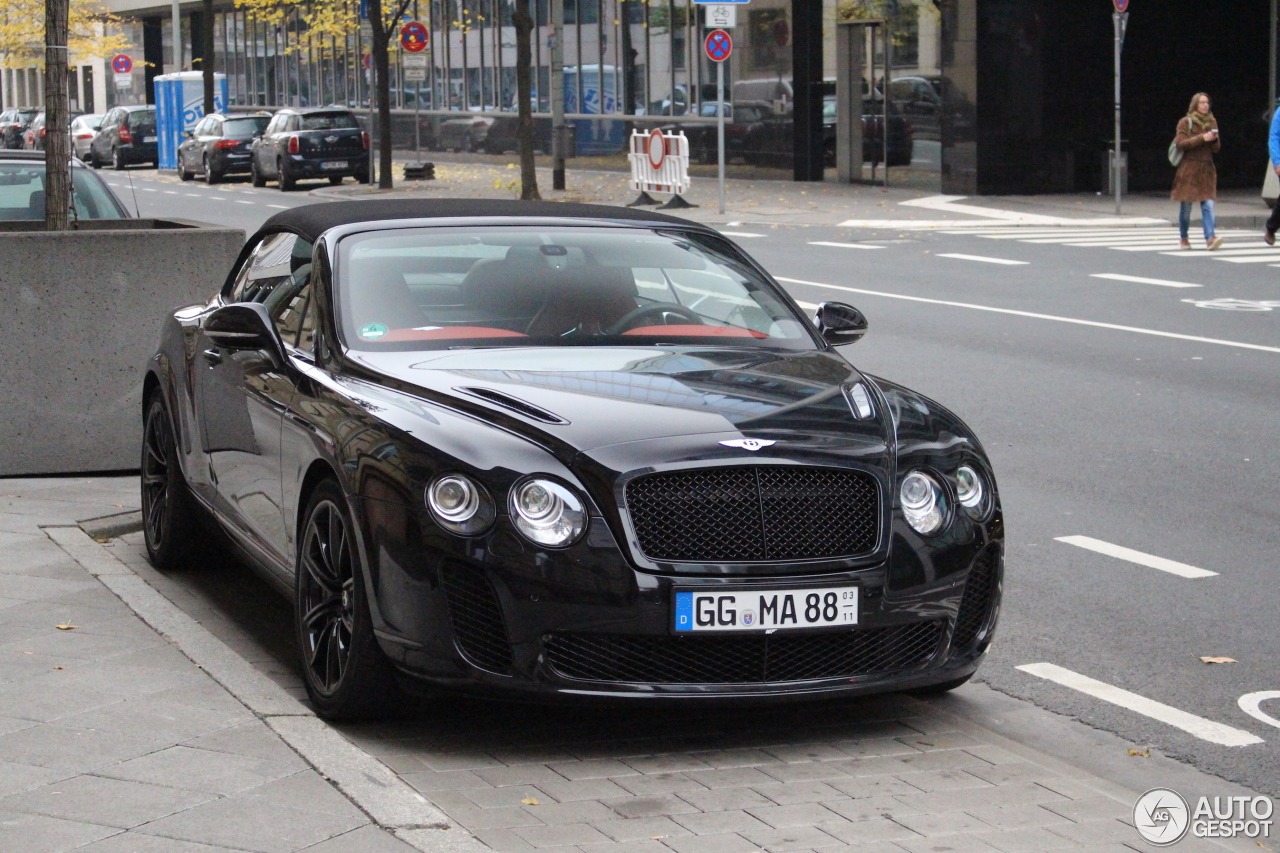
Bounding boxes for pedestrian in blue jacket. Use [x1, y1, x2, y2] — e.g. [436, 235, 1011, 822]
[1266, 101, 1280, 244]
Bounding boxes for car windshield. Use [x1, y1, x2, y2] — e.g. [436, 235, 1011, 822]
[0, 162, 125, 220]
[337, 226, 816, 351]
[299, 112, 358, 130]
[224, 116, 269, 137]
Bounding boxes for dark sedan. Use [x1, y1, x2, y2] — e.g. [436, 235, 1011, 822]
[178, 113, 270, 184]
[0, 108, 37, 149]
[89, 105, 158, 169]
[141, 200, 1003, 719]
[250, 107, 368, 190]
[741, 95, 913, 169]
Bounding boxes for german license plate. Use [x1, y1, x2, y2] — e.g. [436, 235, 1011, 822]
[674, 586, 858, 633]
[143, 136, 156, 143]
[321, 160, 348, 170]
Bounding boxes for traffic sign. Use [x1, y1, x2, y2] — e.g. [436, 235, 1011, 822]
[404, 68, 427, 82]
[111, 54, 132, 74]
[646, 128, 667, 169]
[704, 4, 736, 27]
[363, 53, 372, 70]
[401, 21, 428, 52]
[704, 29, 732, 63]
[1113, 0, 1129, 10]
[402, 54, 427, 68]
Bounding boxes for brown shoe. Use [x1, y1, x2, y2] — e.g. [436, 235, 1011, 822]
[1207, 236, 1225, 251]
[1266, 229, 1276, 246]
[1180, 239, 1192, 249]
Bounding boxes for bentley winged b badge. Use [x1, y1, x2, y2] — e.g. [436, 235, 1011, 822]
[719, 438, 777, 451]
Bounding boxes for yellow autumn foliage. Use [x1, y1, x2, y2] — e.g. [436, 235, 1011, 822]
[0, 0, 131, 68]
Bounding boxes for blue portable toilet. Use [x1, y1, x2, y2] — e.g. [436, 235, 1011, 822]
[154, 72, 227, 170]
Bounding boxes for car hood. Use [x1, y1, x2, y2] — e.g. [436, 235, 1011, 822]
[347, 346, 890, 457]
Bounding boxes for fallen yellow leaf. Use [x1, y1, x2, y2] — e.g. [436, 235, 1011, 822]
[53, 666, 63, 670]
[521, 797, 539, 806]
[1200, 656, 1237, 664]
[1128, 748, 1150, 757]
[55, 625, 78, 631]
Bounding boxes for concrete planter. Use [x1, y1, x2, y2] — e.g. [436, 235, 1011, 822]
[0, 220, 244, 476]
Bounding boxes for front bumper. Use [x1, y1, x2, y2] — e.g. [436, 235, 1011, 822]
[362, 500, 1002, 700]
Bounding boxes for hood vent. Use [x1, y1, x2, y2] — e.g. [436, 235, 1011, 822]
[454, 387, 570, 425]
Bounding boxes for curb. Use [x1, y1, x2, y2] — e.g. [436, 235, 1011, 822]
[44, 524, 488, 853]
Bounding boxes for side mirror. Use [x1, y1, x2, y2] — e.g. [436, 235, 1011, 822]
[204, 303, 283, 358]
[814, 301, 868, 345]
[183, 131, 193, 138]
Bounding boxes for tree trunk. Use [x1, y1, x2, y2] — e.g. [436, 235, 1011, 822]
[44, 0, 70, 230]
[513, 0, 540, 200]
[369, 0, 395, 189]
[201, 0, 215, 114]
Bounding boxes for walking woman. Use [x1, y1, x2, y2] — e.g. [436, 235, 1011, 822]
[1172, 92, 1224, 250]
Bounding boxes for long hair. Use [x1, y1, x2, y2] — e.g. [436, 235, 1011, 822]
[1188, 92, 1211, 114]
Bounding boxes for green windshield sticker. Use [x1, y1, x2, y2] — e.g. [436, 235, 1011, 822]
[359, 323, 388, 339]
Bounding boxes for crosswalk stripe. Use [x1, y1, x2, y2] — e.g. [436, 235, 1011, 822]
[950, 226, 1263, 262]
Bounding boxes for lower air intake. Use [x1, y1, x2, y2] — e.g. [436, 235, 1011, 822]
[440, 563, 513, 674]
[952, 548, 999, 651]
[543, 622, 944, 684]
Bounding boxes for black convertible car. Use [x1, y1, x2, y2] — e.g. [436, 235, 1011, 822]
[142, 200, 1002, 719]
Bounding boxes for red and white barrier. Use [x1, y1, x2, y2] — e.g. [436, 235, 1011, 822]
[628, 128, 691, 197]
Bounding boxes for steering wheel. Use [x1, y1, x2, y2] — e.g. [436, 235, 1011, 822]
[605, 303, 705, 335]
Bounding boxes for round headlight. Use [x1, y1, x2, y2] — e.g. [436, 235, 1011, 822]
[426, 474, 495, 535]
[510, 478, 587, 547]
[955, 465, 987, 518]
[900, 470, 946, 535]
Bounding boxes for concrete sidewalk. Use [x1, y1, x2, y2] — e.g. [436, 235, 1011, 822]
[307, 151, 1271, 231]
[2, 476, 1272, 853]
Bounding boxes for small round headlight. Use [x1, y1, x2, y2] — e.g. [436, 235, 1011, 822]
[955, 465, 987, 518]
[426, 474, 495, 535]
[510, 478, 587, 547]
[900, 470, 946, 535]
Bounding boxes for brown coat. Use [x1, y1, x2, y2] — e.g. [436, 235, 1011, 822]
[1170, 115, 1220, 202]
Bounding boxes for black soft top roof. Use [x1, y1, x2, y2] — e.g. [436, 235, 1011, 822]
[254, 198, 703, 244]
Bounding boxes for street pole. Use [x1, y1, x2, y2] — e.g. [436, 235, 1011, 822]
[1113, 11, 1122, 215]
[883, 26, 890, 190]
[1271, 0, 1277, 110]
[172, 0, 181, 71]
[716, 56, 724, 214]
[550, 0, 566, 190]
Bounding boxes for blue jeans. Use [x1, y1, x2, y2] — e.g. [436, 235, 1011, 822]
[1179, 200, 1215, 242]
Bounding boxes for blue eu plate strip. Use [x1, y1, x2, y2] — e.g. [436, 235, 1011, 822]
[674, 592, 693, 632]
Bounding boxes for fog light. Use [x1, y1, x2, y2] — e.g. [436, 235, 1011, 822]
[900, 470, 946, 535]
[511, 478, 586, 547]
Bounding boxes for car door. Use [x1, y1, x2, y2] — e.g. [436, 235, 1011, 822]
[178, 117, 202, 169]
[197, 231, 310, 567]
[258, 114, 284, 176]
[92, 110, 116, 161]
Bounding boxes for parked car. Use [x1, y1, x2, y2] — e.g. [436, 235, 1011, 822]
[739, 93, 913, 169]
[22, 112, 45, 149]
[250, 106, 368, 190]
[89, 105, 158, 169]
[436, 113, 496, 152]
[178, 113, 270, 184]
[665, 101, 770, 165]
[70, 114, 104, 161]
[140, 198, 1003, 719]
[888, 76, 941, 139]
[479, 114, 550, 155]
[0, 150, 130, 220]
[0, 108, 37, 149]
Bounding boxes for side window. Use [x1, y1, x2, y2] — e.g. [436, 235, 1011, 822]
[228, 232, 296, 303]
[264, 115, 280, 134]
[211, 120, 223, 137]
[285, 115, 299, 132]
[269, 279, 310, 347]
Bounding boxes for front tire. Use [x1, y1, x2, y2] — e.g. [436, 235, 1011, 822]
[178, 153, 193, 181]
[141, 395, 200, 571]
[113, 147, 126, 171]
[295, 480, 396, 720]
[251, 159, 267, 187]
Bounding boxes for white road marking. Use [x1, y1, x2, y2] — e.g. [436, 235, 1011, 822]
[163, 191, 178, 195]
[773, 277, 1280, 355]
[795, 300, 821, 310]
[1017, 663, 1263, 747]
[808, 241, 884, 250]
[1239, 692, 1280, 730]
[140, 188, 156, 192]
[937, 253, 1028, 265]
[208, 196, 227, 201]
[235, 200, 255, 205]
[1054, 535, 1217, 578]
[267, 204, 289, 209]
[1090, 273, 1202, 289]
[721, 231, 765, 238]
[185, 193, 201, 197]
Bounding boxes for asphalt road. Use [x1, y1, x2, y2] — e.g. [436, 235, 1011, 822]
[112, 170, 1280, 794]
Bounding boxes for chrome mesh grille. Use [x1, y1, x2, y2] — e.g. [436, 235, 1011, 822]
[952, 548, 999, 651]
[543, 622, 944, 684]
[625, 466, 879, 562]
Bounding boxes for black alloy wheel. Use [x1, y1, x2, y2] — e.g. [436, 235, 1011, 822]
[203, 155, 219, 184]
[113, 146, 126, 170]
[251, 158, 266, 187]
[140, 396, 199, 570]
[278, 158, 295, 191]
[295, 480, 395, 719]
